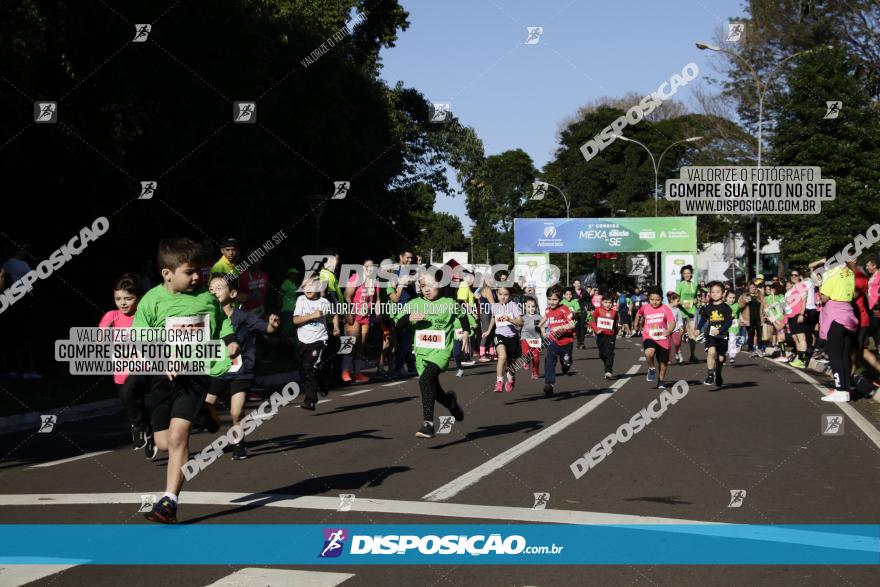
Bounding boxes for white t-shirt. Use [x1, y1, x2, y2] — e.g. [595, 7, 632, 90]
[491, 301, 522, 337]
[294, 296, 331, 344]
[803, 278, 816, 310]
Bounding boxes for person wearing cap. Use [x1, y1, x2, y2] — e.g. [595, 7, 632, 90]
[211, 237, 240, 276]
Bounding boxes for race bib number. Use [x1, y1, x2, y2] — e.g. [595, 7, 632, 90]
[164, 314, 209, 334]
[682, 300, 693, 309]
[597, 317, 614, 331]
[526, 338, 542, 349]
[649, 327, 667, 340]
[416, 329, 446, 349]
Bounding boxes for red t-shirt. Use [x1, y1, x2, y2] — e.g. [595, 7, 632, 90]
[240, 270, 269, 312]
[544, 304, 574, 345]
[636, 303, 675, 349]
[591, 307, 617, 335]
[854, 269, 870, 327]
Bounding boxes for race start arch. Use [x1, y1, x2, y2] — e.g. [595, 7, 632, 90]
[513, 216, 698, 296]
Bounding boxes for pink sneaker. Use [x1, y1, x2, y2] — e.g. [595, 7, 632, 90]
[505, 379, 515, 393]
[530, 373, 538, 380]
[493, 380, 503, 393]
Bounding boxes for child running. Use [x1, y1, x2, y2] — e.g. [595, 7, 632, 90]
[519, 296, 542, 380]
[541, 285, 576, 396]
[204, 275, 280, 460]
[700, 281, 733, 389]
[397, 268, 470, 438]
[634, 289, 676, 389]
[489, 285, 524, 392]
[676, 265, 700, 363]
[99, 273, 155, 459]
[666, 292, 684, 364]
[590, 294, 618, 379]
[293, 275, 340, 411]
[725, 290, 743, 365]
[135, 238, 240, 524]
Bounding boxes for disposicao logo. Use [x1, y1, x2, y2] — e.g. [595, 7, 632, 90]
[319, 528, 348, 558]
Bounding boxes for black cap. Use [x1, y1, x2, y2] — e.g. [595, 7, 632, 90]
[220, 237, 238, 248]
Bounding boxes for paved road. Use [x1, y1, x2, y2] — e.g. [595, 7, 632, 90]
[2, 338, 879, 586]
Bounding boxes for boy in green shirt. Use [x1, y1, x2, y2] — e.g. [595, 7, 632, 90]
[136, 237, 240, 524]
[397, 268, 471, 438]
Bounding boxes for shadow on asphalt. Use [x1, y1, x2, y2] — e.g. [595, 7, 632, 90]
[246, 429, 393, 457]
[428, 420, 545, 450]
[310, 396, 415, 416]
[180, 465, 411, 525]
[622, 496, 692, 505]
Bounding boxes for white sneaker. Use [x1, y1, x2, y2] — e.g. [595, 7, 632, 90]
[604, 372, 613, 380]
[821, 390, 851, 402]
[675, 352, 683, 363]
[455, 369, 464, 377]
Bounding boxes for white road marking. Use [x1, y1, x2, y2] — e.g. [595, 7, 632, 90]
[205, 568, 354, 586]
[342, 388, 373, 397]
[381, 380, 406, 387]
[422, 364, 642, 502]
[0, 564, 79, 586]
[29, 451, 114, 469]
[771, 358, 880, 451]
[639, 356, 646, 362]
[0, 491, 713, 524]
[317, 399, 332, 404]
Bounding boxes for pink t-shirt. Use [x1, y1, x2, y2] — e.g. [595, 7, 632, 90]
[637, 304, 675, 349]
[99, 310, 133, 384]
[346, 274, 377, 318]
[868, 270, 880, 311]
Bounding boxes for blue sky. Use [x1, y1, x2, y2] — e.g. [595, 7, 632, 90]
[380, 0, 747, 232]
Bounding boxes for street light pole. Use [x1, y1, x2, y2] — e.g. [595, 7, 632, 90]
[534, 180, 571, 284]
[613, 134, 703, 286]
[696, 42, 819, 279]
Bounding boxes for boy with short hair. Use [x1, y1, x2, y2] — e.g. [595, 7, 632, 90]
[541, 285, 577, 395]
[293, 276, 340, 410]
[135, 238, 240, 523]
[205, 275, 280, 460]
[701, 281, 733, 389]
[591, 294, 618, 379]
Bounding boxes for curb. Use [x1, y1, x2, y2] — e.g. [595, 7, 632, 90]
[0, 399, 123, 435]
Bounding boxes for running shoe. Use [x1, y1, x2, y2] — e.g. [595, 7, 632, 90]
[676, 352, 683, 363]
[543, 384, 554, 395]
[504, 378, 515, 393]
[821, 390, 850, 403]
[478, 356, 491, 363]
[301, 397, 316, 411]
[604, 372, 613, 380]
[729, 357, 736, 364]
[131, 426, 147, 450]
[703, 372, 715, 386]
[493, 380, 503, 393]
[447, 391, 464, 422]
[353, 373, 370, 383]
[341, 370, 353, 383]
[789, 358, 806, 368]
[456, 369, 464, 377]
[775, 355, 791, 363]
[231, 441, 248, 460]
[205, 403, 221, 434]
[750, 351, 759, 358]
[656, 380, 667, 389]
[646, 368, 656, 382]
[530, 373, 539, 380]
[144, 496, 177, 524]
[144, 436, 159, 461]
[415, 421, 435, 438]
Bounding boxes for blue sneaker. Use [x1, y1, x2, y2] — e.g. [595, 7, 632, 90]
[144, 496, 177, 524]
[646, 368, 656, 382]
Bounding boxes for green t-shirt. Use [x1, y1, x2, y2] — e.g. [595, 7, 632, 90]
[319, 268, 344, 304]
[561, 299, 580, 315]
[280, 278, 299, 313]
[727, 302, 740, 318]
[403, 296, 462, 375]
[764, 294, 785, 322]
[133, 284, 234, 376]
[211, 256, 237, 276]
[676, 280, 698, 317]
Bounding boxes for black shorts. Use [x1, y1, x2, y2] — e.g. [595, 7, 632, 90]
[706, 335, 729, 355]
[643, 339, 669, 364]
[618, 311, 631, 326]
[208, 376, 252, 397]
[493, 333, 521, 360]
[144, 375, 209, 432]
[787, 315, 806, 335]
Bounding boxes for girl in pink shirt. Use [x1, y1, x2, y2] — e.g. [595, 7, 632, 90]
[342, 259, 379, 383]
[98, 273, 152, 455]
[634, 290, 676, 389]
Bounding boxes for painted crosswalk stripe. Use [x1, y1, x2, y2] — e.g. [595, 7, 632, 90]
[0, 564, 79, 586]
[29, 451, 114, 469]
[381, 380, 406, 387]
[422, 364, 642, 502]
[205, 568, 354, 586]
[342, 388, 373, 397]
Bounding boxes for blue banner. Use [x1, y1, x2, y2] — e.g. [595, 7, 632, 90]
[514, 217, 697, 253]
[1, 525, 877, 565]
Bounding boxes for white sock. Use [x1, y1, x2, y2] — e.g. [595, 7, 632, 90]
[496, 376, 503, 382]
[163, 492, 178, 503]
